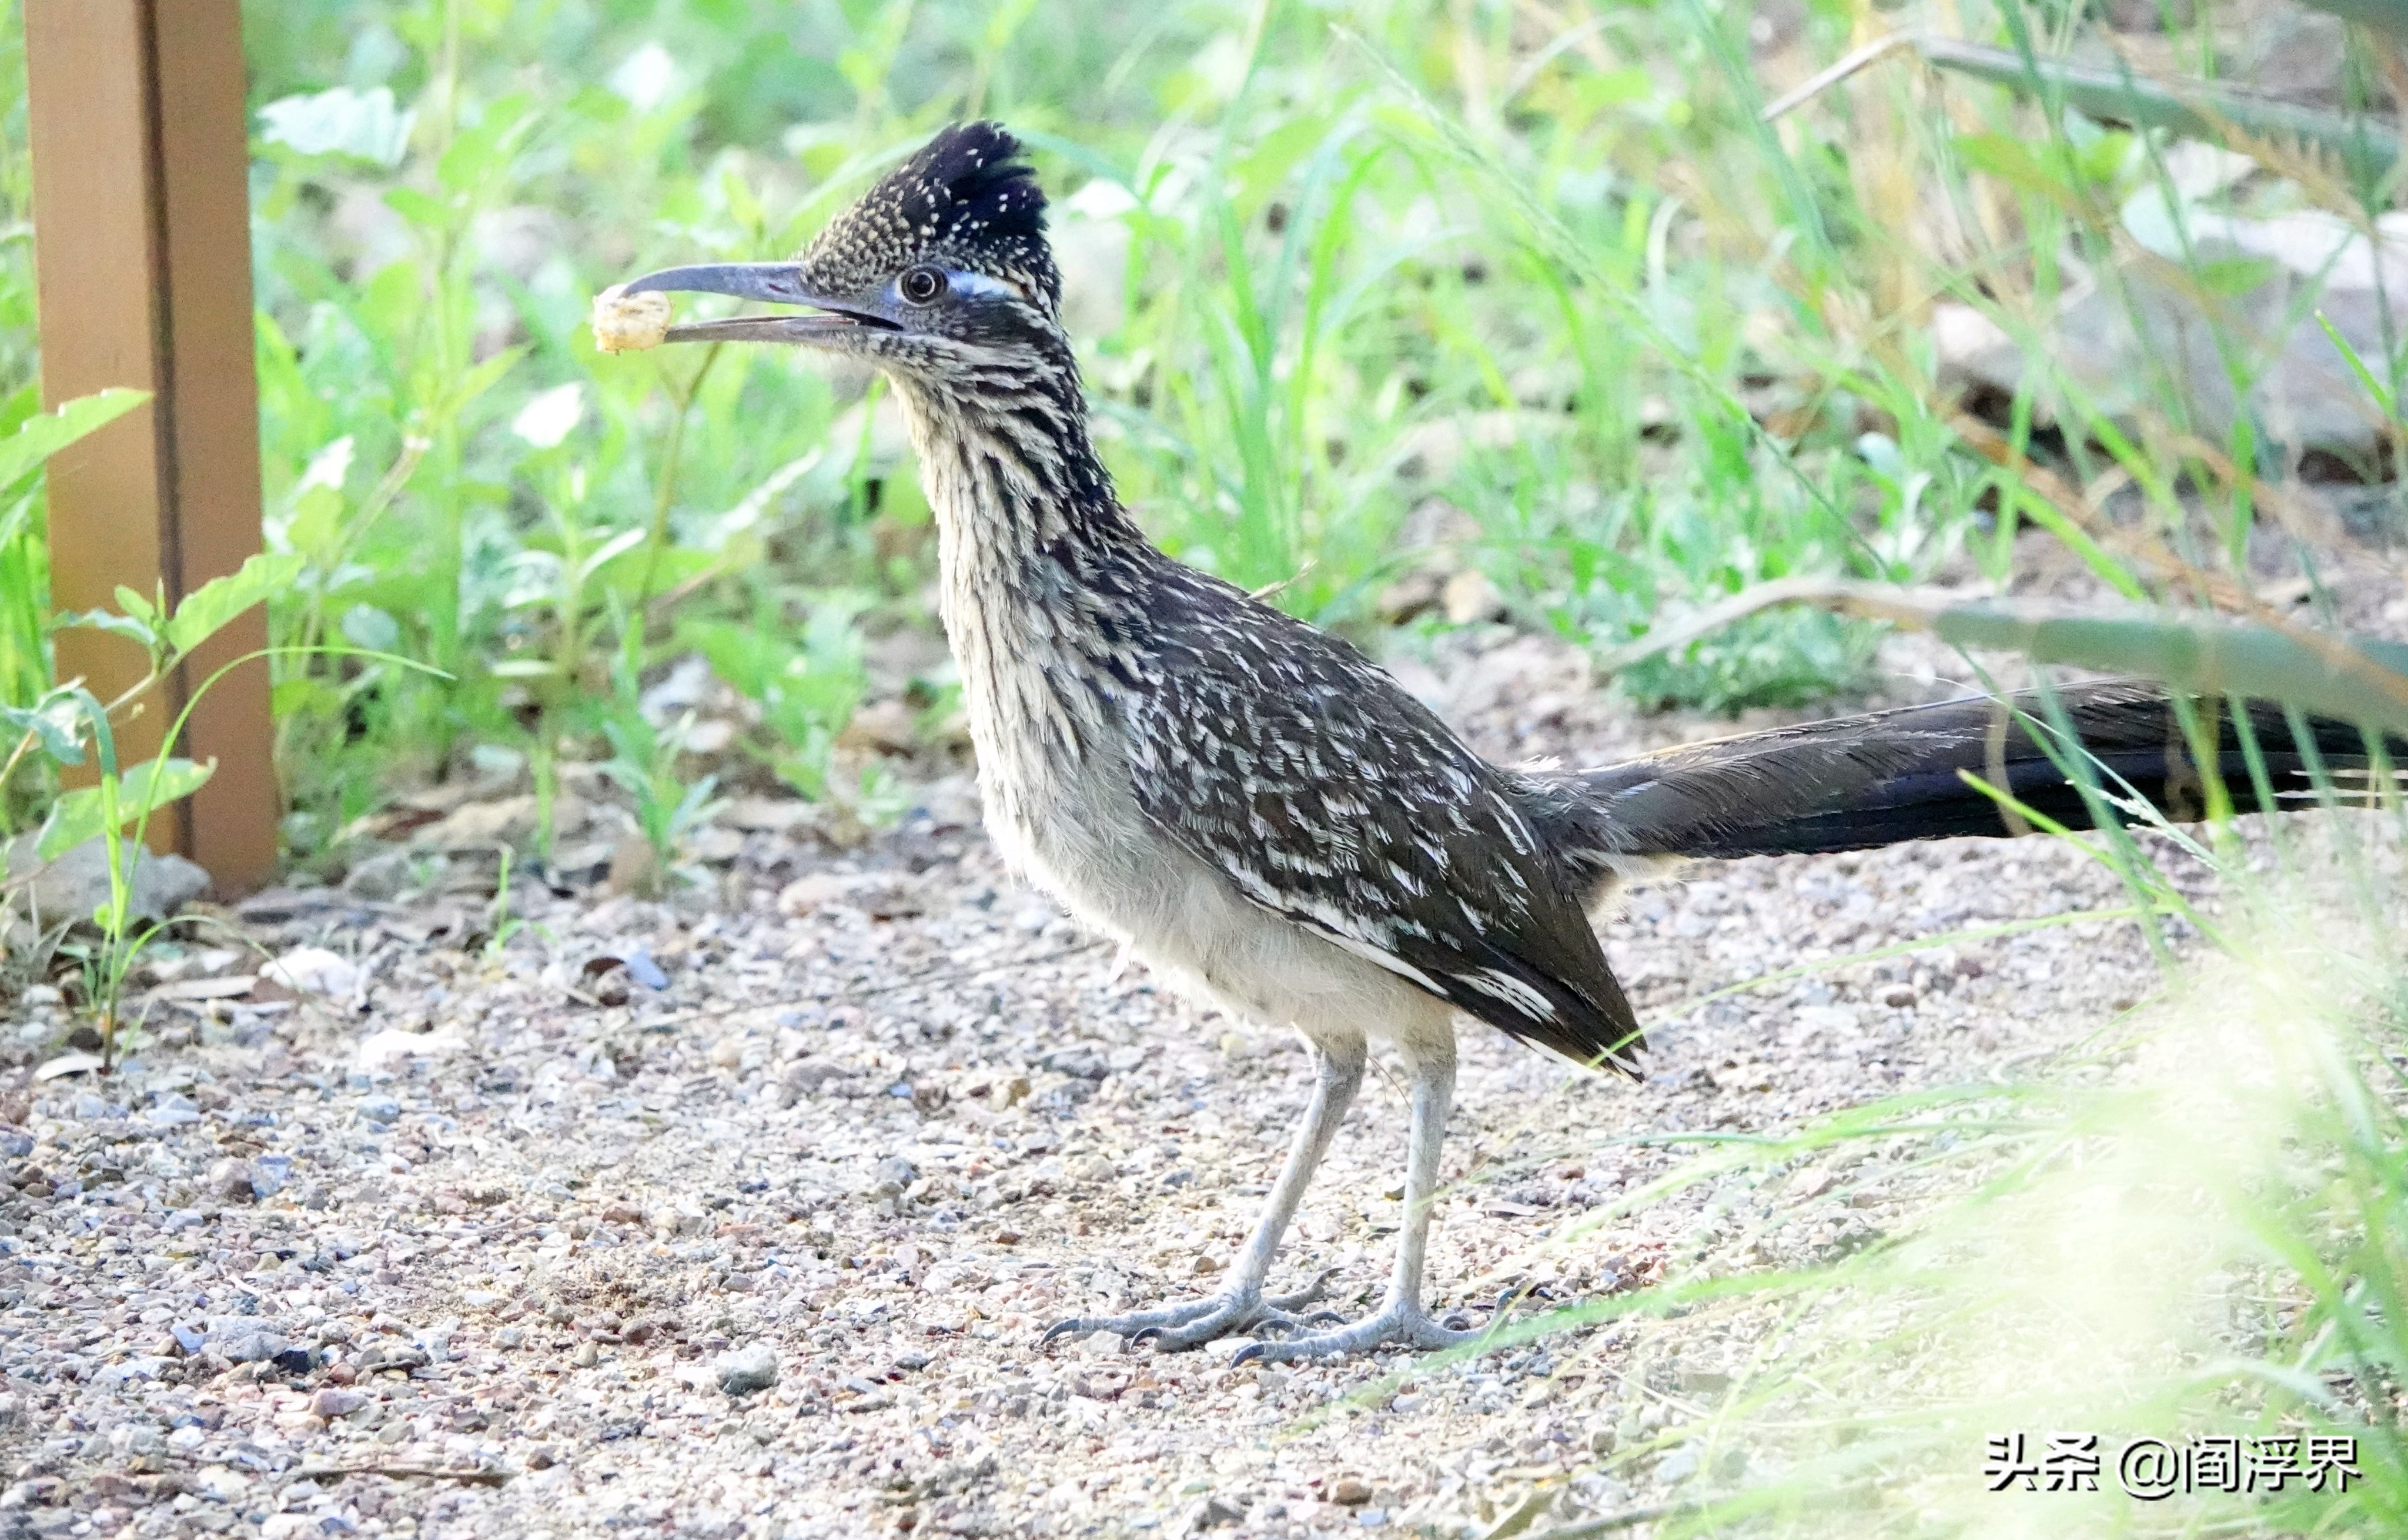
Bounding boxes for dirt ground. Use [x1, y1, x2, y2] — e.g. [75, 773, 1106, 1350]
[0, 624, 2296, 1538]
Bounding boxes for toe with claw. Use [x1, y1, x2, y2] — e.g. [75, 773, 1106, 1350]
[1042, 1269, 1338, 1352]
[1232, 1301, 1486, 1365]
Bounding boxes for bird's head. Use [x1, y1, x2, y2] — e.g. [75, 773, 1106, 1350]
[621, 121, 1062, 378]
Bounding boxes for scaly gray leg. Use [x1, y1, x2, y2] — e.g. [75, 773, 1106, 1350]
[1235, 1039, 1482, 1362]
[1043, 1036, 1365, 1351]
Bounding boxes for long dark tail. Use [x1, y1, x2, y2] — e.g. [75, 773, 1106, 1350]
[1541, 681, 2404, 864]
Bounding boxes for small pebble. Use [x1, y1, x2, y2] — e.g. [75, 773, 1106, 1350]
[715, 1345, 779, 1397]
[619, 947, 670, 989]
[207, 1318, 286, 1364]
[205, 1157, 256, 1203]
[311, 1388, 365, 1419]
[871, 1156, 917, 1197]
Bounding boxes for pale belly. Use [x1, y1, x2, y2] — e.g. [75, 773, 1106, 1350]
[974, 736, 1454, 1053]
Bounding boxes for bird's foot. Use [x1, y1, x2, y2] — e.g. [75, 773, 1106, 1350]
[1041, 1270, 1339, 1352]
[1231, 1297, 1484, 1364]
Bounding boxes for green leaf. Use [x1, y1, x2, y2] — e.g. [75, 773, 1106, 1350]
[0, 698, 83, 766]
[2317, 309, 2396, 415]
[575, 525, 647, 584]
[436, 91, 536, 197]
[337, 605, 402, 652]
[1565, 68, 1653, 116]
[0, 389, 148, 494]
[2075, 129, 2134, 185]
[36, 757, 215, 861]
[283, 483, 344, 563]
[382, 185, 450, 230]
[0, 381, 41, 440]
[443, 346, 526, 419]
[2192, 256, 2282, 297]
[58, 608, 156, 650]
[257, 86, 416, 168]
[164, 551, 307, 657]
[112, 585, 158, 625]
[64, 685, 116, 778]
[680, 617, 773, 695]
[720, 164, 766, 233]
[1952, 133, 2069, 201]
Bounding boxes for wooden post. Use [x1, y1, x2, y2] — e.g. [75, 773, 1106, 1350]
[24, 0, 277, 895]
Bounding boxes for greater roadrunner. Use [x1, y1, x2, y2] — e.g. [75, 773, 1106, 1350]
[621, 123, 2400, 1361]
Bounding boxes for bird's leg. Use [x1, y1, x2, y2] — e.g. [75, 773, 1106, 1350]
[1043, 1036, 1364, 1351]
[1235, 1040, 1481, 1363]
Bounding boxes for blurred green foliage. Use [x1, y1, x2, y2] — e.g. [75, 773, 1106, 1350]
[218, 0, 1970, 861]
[0, 0, 2057, 852]
[0, 0, 2395, 859]
[0, 8, 47, 825]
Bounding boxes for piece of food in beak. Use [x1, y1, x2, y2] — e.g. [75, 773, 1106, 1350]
[591, 284, 674, 354]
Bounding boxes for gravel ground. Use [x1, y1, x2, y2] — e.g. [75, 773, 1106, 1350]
[0, 624, 2308, 1539]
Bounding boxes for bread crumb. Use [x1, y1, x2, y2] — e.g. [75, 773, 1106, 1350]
[591, 284, 673, 353]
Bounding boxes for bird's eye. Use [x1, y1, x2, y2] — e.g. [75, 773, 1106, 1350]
[899, 266, 946, 305]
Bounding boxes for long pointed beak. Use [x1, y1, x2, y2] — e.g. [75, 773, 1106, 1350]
[620, 261, 882, 344]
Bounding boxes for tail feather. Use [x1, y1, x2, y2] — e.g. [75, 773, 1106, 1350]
[1537, 681, 2402, 867]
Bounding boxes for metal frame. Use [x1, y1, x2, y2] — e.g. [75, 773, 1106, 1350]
[25, 0, 276, 894]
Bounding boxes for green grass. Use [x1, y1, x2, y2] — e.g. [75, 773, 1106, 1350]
[1431, 813, 2408, 1539]
[0, 5, 48, 831]
[104, 0, 2035, 854]
[0, 0, 2394, 837]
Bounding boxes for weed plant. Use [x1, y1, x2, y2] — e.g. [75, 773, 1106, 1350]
[1404, 770, 2408, 1538]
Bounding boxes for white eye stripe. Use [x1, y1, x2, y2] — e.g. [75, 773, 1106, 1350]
[946, 270, 1023, 302]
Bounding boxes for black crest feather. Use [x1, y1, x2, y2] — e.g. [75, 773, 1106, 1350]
[886, 122, 1048, 247]
[803, 120, 1059, 312]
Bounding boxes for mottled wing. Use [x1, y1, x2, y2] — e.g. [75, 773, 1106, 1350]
[1123, 571, 1642, 1071]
